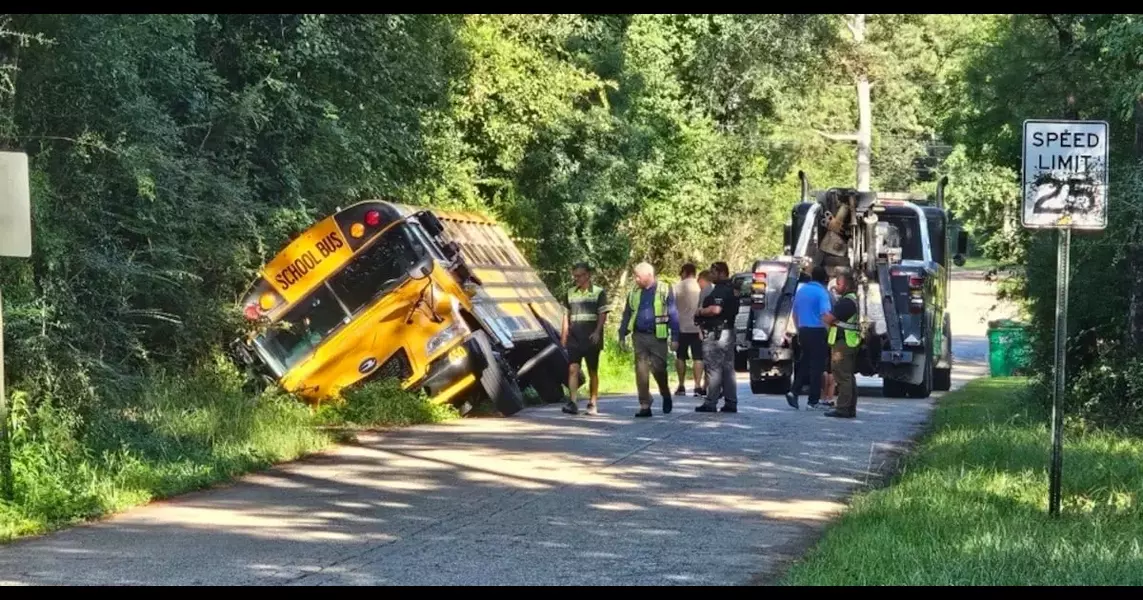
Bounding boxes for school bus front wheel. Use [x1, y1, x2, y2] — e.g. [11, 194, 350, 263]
[470, 330, 526, 416]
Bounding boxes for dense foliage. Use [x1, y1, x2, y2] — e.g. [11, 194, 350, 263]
[941, 14, 1143, 429]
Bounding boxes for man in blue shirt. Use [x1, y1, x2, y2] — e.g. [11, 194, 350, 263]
[618, 262, 680, 417]
[787, 265, 833, 409]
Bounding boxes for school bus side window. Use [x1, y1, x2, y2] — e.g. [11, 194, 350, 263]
[327, 223, 427, 314]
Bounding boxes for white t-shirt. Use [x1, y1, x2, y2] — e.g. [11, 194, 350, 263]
[675, 278, 702, 334]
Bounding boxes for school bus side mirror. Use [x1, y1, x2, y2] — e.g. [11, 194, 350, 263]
[228, 338, 253, 366]
[463, 282, 479, 298]
[417, 211, 445, 236]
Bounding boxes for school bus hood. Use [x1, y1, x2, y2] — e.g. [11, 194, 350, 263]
[278, 278, 446, 398]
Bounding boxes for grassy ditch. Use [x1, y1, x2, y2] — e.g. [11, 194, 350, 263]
[780, 376, 1143, 586]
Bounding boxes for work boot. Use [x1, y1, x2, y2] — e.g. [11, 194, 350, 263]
[695, 400, 718, 413]
[719, 403, 738, 413]
[562, 401, 578, 415]
[824, 409, 855, 418]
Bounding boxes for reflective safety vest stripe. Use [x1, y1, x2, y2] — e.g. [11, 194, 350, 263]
[567, 285, 603, 323]
[828, 292, 862, 348]
[628, 284, 670, 339]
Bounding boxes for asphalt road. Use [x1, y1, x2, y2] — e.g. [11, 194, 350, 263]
[0, 270, 1009, 586]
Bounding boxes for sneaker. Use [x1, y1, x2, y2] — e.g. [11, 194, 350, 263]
[562, 401, 579, 415]
[694, 387, 706, 397]
[786, 392, 798, 409]
[824, 409, 855, 418]
[635, 407, 653, 418]
[663, 395, 673, 414]
[695, 402, 718, 413]
[720, 404, 738, 413]
[675, 385, 686, 396]
[585, 403, 599, 416]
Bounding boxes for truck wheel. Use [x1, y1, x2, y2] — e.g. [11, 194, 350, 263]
[531, 368, 567, 405]
[522, 306, 572, 404]
[933, 317, 952, 392]
[882, 378, 909, 398]
[753, 377, 791, 395]
[472, 330, 525, 416]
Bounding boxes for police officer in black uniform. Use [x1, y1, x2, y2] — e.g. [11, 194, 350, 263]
[695, 261, 739, 413]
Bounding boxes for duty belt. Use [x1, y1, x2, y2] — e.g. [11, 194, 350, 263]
[835, 321, 860, 331]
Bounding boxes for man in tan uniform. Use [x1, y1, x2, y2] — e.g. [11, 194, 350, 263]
[674, 263, 704, 396]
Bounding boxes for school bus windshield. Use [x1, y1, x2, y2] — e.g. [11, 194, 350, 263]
[251, 222, 430, 376]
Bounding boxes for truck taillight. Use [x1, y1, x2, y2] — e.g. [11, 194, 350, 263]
[751, 271, 767, 306]
[908, 275, 923, 289]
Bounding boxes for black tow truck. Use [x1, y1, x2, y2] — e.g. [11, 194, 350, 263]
[744, 172, 968, 398]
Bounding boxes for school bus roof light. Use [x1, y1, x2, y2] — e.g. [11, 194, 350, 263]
[259, 292, 278, 311]
[350, 222, 366, 238]
[364, 210, 381, 227]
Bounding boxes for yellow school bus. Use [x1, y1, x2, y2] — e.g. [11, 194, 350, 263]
[227, 200, 572, 416]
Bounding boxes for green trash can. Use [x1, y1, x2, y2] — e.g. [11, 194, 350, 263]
[987, 319, 1032, 377]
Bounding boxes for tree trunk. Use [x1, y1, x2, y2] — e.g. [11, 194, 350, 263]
[851, 14, 872, 192]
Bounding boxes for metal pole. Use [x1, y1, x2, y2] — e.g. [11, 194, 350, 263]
[0, 286, 12, 501]
[1049, 227, 1070, 517]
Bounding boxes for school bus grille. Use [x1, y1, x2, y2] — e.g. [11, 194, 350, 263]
[373, 348, 413, 383]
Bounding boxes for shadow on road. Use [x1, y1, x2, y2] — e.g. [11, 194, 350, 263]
[0, 258, 999, 588]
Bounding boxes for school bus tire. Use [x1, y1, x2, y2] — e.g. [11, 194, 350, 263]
[471, 330, 525, 417]
[525, 304, 573, 403]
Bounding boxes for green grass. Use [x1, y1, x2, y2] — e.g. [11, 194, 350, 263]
[579, 335, 702, 397]
[0, 355, 456, 543]
[780, 376, 1143, 586]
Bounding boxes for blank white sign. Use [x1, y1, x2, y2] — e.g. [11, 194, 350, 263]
[0, 151, 31, 258]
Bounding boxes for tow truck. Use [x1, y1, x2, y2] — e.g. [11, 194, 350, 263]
[744, 172, 967, 398]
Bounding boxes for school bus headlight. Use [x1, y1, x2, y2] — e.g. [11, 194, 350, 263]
[426, 322, 464, 357]
[350, 222, 366, 238]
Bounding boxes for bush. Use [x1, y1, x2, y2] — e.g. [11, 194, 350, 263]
[1, 354, 329, 541]
[314, 378, 459, 429]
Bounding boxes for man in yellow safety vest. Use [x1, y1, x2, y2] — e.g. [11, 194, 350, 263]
[618, 262, 680, 418]
[822, 272, 861, 418]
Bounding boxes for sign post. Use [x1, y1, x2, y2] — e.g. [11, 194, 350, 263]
[1021, 119, 1109, 517]
[0, 149, 33, 501]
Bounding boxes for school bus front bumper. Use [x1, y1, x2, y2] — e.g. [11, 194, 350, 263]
[414, 335, 487, 405]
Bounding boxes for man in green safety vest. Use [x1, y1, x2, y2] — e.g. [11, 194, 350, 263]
[822, 272, 861, 418]
[561, 262, 610, 416]
[618, 262, 680, 418]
